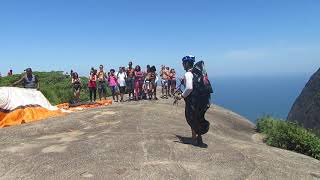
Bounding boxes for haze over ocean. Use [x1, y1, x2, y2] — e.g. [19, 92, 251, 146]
[211, 74, 310, 123]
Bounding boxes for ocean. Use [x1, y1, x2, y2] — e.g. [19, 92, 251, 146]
[210, 75, 310, 123]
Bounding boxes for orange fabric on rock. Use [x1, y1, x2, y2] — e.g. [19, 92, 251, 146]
[0, 107, 63, 128]
[0, 100, 113, 128]
[57, 100, 113, 111]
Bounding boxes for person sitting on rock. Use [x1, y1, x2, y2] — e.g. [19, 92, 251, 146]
[12, 68, 39, 89]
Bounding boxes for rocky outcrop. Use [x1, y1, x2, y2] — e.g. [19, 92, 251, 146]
[288, 68, 320, 130]
[0, 97, 319, 179]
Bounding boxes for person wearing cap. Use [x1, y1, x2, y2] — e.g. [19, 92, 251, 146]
[177, 55, 207, 147]
[12, 68, 39, 89]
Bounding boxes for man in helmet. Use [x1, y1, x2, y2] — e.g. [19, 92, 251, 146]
[178, 55, 208, 147]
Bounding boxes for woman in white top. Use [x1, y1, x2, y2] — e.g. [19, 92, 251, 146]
[117, 67, 127, 102]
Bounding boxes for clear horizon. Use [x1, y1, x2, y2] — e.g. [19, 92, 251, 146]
[1, 0, 319, 77]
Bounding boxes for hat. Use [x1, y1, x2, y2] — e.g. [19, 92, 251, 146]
[182, 55, 195, 63]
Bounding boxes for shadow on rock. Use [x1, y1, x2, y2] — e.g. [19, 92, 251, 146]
[174, 135, 208, 148]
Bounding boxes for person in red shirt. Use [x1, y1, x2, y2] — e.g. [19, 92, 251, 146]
[88, 68, 97, 102]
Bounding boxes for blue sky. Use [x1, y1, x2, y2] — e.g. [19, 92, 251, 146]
[0, 0, 319, 77]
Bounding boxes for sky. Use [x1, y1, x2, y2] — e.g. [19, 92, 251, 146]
[0, 0, 320, 77]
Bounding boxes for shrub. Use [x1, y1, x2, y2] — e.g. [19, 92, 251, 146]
[256, 116, 320, 160]
[0, 71, 111, 105]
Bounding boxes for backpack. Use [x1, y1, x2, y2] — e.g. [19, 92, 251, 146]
[191, 61, 213, 135]
[191, 61, 213, 97]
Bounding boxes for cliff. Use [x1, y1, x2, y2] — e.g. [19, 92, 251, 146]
[288, 68, 320, 130]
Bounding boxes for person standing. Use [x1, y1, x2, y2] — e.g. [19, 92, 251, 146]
[134, 65, 145, 100]
[117, 67, 127, 102]
[7, 69, 13, 76]
[71, 72, 82, 103]
[169, 68, 177, 96]
[160, 65, 165, 97]
[108, 69, 119, 102]
[126, 61, 135, 100]
[88, 68, 97, 102]
[161, 66, 170, 99]
[177, 55, 212, 148]
[97, 65, 107, 100]
[12, 68, 39, 89]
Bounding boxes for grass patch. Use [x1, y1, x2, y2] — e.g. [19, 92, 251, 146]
[256, 116, 320, 160]
[0, 71, 111, 105]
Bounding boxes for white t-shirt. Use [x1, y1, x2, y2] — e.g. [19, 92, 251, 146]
[182, 71, 193, 98]
[117, 72, 127, 87]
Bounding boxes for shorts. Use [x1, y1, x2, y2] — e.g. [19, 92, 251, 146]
[73, 88, 81, 94]
[119, 86, 126, 94]
[126, 78, 134, 90]
[110, 86, 119, 95]
[98, 81, 107, 90]
[162, 79, 168, 87]
[73, 84, 81, 91]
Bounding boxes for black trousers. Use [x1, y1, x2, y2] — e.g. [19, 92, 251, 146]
[185, 95, 210, 135]
[89, 87, 97, 102]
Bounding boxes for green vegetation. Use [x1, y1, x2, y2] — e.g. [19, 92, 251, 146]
[0, 71, 111, 105]
[256, 116, 320, 160]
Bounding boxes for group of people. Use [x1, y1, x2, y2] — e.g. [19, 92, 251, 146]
[8, 56, 212, 147]
[71, 62, 177, 103]
[72, 56, 212, 147]
[160, 65, 177, 99]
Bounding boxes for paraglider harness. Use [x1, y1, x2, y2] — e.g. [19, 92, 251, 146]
[173, 61, 213, 106]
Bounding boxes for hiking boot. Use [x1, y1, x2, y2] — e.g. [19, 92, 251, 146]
[196, 135, 208, 148]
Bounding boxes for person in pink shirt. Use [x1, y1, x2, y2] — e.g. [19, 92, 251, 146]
[108, 69, 119, 102]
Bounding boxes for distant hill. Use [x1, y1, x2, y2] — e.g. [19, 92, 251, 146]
[288, 68, 320, 131]
[0, 71, 110, 105]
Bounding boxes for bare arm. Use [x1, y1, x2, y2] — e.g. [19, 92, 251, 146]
[12, 76, 25, 86]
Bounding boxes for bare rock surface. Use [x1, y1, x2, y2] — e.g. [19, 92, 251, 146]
[288, 68, 320, 130]
[0, 98, 319, 180]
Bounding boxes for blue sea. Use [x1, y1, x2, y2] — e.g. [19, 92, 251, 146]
[210, 75, 310, 123]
